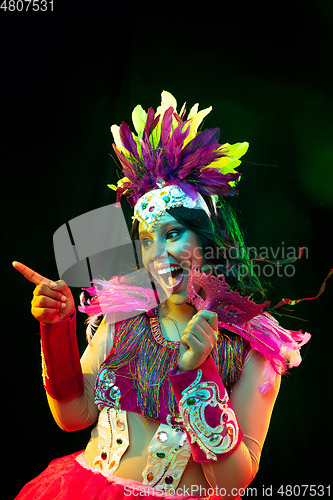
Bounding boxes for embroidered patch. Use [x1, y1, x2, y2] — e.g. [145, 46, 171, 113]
[93, 408, 129, 473]
[142, 423, 191, 493]
[94, 366, 121, 411]
[179, 370, 239, 460]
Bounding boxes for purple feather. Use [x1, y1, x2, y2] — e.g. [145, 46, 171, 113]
[111, 93, 246, 205]
[170, 180, 198, 200]
[166, 124, 190, 168]
[180, 128, 220, 159]
[119, 123, 140, 162]
[196, 169, 241, 196]
[168, 122, 190, 152]
[151, 114, 160, 134]
[173, 113, 183, 126]
[143, 107, 156, 141]
[155, 149, 166, 179]
[199, 169, 240, 185]
[177, 149, 218, 178]
[160, 107, 174, 147]
[112, 144, 138, 180]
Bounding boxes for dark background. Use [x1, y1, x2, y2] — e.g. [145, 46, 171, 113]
[2, 1, 332, 498]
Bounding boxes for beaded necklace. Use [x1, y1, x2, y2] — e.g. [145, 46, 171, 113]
[149, 314, 180, 349]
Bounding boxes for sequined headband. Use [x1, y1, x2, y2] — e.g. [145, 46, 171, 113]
[133, 183, 212, 232]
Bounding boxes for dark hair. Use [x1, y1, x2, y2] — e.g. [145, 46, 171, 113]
[130, 196, 267, 300]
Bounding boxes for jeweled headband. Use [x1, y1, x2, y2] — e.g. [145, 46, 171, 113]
[108, 91, 249, 230]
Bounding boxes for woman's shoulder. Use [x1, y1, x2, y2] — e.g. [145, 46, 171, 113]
[241, 347, 281, 395]
[244, 347, 267, 367]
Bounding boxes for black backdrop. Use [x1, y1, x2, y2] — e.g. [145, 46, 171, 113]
[2, 1, 332, 498]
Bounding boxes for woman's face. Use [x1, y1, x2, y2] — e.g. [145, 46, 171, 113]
[138, 213, 207, 305]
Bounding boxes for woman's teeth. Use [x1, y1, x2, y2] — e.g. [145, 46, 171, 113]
[157, 265, 182, 275]
[157, 265, 183, 288]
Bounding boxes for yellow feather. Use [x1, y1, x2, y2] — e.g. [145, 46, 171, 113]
[132, 105, 147, 137]
[156, 90, 178, 117]
[183, 106, 213, 148]
[110, 125, 126, 153]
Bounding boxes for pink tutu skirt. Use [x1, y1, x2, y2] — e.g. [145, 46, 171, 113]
[15, 450, 222, 500]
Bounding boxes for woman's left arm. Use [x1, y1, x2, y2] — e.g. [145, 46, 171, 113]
[170, 310, 280, 499]
[202, 348, 280, 497]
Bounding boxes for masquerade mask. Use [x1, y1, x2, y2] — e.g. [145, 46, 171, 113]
[186, 264, 270, 325]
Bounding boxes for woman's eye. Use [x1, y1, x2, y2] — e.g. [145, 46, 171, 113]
[167, 229, 182, 239]
[140, 239, 151, 248]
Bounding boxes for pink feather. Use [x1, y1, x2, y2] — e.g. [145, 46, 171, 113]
[112, 144, 138, 180]
[78, 276, 157, 317]
[143, 107, 156, 141]
[119, 123, 140, 162]
[220, 312, 311, 393]
[160, 107, 174, 147]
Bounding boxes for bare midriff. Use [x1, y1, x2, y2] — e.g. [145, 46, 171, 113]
[85, 410, 210, 490]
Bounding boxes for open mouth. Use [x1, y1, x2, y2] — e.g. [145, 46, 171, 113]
[157, 264, 184, 292]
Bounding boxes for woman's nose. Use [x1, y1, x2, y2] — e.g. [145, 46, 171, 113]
[150, 240, 168, 261]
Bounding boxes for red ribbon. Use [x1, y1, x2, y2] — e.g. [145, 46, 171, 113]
[273, 269, 333, 309]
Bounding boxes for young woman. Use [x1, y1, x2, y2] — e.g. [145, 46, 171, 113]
[13, 91, 310, 499]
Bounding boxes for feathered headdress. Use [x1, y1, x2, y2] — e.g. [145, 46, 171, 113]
[108, 91, 249, 209]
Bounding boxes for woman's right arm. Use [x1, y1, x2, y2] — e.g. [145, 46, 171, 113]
[47, 317, 113, 431]
[12, 261, 113, 432]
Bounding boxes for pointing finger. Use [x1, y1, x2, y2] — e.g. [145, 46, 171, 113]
[12, 261, 52, 287]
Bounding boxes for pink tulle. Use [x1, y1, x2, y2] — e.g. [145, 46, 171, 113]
[15, 451, 212, 500]
[79, 277, 157, 316]
[78, 277, 157, 341]
[220, 312, 311, 394]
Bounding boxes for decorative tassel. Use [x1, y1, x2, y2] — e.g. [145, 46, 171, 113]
[102, 311, 248, 420]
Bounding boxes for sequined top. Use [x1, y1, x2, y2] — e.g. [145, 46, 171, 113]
[93, 312, 249, 424]
[87, 314, 250, 491]
[47, 314, 281, 492]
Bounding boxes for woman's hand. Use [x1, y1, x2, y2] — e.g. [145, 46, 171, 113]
[12, 261, 75, 325]
[178, 310, 218, 372]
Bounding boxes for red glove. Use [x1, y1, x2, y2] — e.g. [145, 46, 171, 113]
[40, 311, 84, 401]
